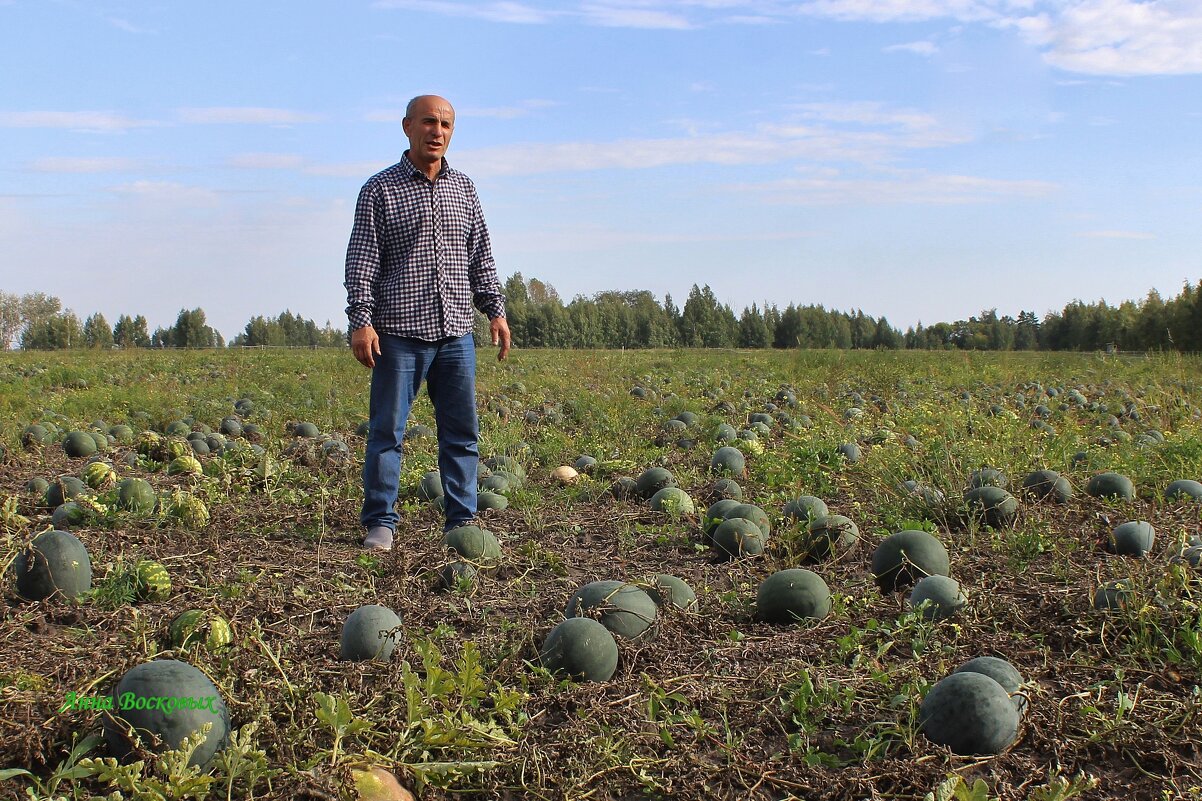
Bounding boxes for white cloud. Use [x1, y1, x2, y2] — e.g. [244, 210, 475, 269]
[451, 103, 972, 176]
[227, 153, 307, 169]
[731, 169, 1059, 205]
[791, 101, 943, 131]
[884, 39, 939, 55]
[373, 0, 722, 28]
[504, 223, 814, 253]
[366, 99, 554, 122]
[579, 3, 693, 28]
[795, 0, 1001, 24]
[1076, 229, 1156, 239]
[460, 99, 556, 118]
[108, 181, 220, 205]
[371, 0, 556, 23]
[719, 13, 779, 24]
[362, 0, 1202, 73]
[177, 107, 323, 124]
[1008, 0, 1202, 76]
[364, 109, 405, 123]
[304, 161, 395, 178]
[29, 157, 146, 173]
[107, 16, 155, 34]
[0, 111, 157, 132]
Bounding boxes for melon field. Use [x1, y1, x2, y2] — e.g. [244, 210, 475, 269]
[3, 347, 1202, 801]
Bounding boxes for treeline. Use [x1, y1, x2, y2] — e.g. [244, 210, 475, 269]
[499, 274, 1202, 352]
[4, 276, 1201, 352]
[0, 292, 342, 350]
[228, 311, 345, 348]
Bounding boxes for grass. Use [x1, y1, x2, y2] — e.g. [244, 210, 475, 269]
[2, 347, 1202, 799]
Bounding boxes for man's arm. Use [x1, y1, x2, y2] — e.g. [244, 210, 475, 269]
[344, 181, 382, 366]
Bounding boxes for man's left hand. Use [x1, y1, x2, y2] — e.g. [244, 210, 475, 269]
[490, 316, 511, 361]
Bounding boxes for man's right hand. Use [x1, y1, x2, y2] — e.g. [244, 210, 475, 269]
[351, 325, 381, 368]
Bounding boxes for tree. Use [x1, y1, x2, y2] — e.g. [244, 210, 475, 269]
[0, 292, 21, 350]
[774, 304, 802, 348]
[526, 277, 559, 305]
[872, 316, 902, 349]
[678, 285, 715, 347]
[662, 294, 680, 343]
[83, 313, 114, 348]
[21, 310, 84, 350]
[19, 292, 61, 329]
[168, 308, 222, 348]
[738, 304, 770, 348]
[113, 314, 151, 348]
[1013, 311, 1039, 350]
[850, 310, 875, 349]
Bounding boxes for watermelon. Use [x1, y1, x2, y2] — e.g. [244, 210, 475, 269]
[103, 659, 230, 766]
[1110, 521, 1155, 557]
[953, 656, 1027, 715]
[642, 574, 697, 611]
[909, 575, 966, 620]
[783, 495, 828, 525]
[62, 431, 98, 458]
[115, 478, 156, 514]
[438, 560, 477, 591]
[1086, 472, 1135, 500]
[711, 517, 765, 561]
[872, 530, 950, 593]
[708, 478, 742, 501]
[14, 529, 92, 601]
[803, 514, 859, 562]
[443, 525, 502, 567]
[565, 580, 657, 641]
[1165, 480, 1202, 502]
[963, 486, 1019, 529]
[170, 609, 234, 650]
[920, 671, 1020, 755]
[539, 617, 619, 682]
[756, 569, 831, 624]
[710, 446, 746, 476]
[1093, 579, 1133, 611]
[635, 467, 675, 499]
[340, 604, 402, 661]
[1021, 469, 1073, 503]
[135, 560, 172, 601]
[649, 486, 694, 515]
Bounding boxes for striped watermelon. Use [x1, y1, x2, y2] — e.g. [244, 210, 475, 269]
[169, 609, 233, 650]
[135, 560, 171, 601]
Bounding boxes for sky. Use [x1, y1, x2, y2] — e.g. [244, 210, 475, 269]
[2, 0, 1201, 342]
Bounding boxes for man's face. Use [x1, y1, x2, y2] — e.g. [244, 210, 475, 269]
[403, 97, 455, 166]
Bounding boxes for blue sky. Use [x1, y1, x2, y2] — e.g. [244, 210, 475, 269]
[2, 0, 1201, 341]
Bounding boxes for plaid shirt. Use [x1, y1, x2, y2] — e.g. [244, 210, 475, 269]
[344, 152, 506, 340]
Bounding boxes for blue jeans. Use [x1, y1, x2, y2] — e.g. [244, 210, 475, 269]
[361, 332, 479, 533]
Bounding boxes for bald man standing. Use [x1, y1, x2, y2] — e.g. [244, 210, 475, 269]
[345, 94, 511, 551]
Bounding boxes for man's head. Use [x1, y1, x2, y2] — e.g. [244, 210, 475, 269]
[403, 95, 455, 171]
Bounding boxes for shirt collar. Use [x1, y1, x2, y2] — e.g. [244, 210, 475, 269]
[401, 150, 450, 180]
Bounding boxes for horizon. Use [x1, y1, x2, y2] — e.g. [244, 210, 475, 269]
[2, 1, 1201, 343]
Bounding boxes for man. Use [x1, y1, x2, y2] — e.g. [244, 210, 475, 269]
[344, 94, 510, 551]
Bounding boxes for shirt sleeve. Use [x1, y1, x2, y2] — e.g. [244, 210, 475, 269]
[466, 187, 507, 320]
[343, 180, 381, 331]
